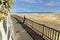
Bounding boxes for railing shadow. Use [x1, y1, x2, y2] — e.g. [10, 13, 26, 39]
[12, 16, 45, 40]
[12, 15, 60, 40]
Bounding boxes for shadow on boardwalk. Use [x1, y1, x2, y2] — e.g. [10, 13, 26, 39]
[13, 16, 45, 40]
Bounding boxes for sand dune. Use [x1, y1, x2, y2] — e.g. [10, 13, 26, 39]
[13, 12, 60, 31]
[14, 12, 60, 21]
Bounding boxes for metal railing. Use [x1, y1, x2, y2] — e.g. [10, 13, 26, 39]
[25, 18, 60, 40]
[14, 15, 60, 40]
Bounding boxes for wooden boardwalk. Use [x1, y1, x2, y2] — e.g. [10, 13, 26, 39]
[12, 16, 44, 40]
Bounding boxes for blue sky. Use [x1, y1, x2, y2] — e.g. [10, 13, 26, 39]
[11, 0, 60, 12]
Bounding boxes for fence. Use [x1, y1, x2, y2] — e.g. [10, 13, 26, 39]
[13, 15, 60, 40]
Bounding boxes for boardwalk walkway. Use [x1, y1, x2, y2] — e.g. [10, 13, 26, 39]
[12, 16, 44, 40]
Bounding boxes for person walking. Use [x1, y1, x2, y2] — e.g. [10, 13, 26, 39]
[23, 16, 26, 24]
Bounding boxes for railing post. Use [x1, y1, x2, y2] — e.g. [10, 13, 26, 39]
[47, 28, 49, 38]
[50, 28, 52, 39]
[52, 30, 54, 40]
[57, 32, 59, 40]
[42, 24, 44, 38]
[54, 31, 56, 40]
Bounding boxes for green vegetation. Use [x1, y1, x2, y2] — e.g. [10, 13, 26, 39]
[0, 0, 13, 21]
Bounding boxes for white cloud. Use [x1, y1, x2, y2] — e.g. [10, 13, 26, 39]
[45, 1, 60, 6]
[11, 7, 31, 12]
[18, 0, 40, 3]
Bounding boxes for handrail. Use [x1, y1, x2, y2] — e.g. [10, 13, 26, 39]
[25, 17, 60, 40]
[13, 15, 60, 40]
